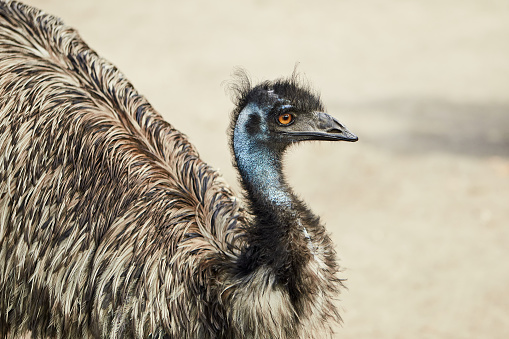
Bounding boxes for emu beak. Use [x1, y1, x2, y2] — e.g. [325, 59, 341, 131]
[287, 112, 358, 142]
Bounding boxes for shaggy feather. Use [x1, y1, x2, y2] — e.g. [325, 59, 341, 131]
[0, 1, 348, 338]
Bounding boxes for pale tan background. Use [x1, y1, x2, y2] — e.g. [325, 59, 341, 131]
[23, 0, 509, 338]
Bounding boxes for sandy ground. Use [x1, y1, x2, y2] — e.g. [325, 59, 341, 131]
[20, 0, 509, 337]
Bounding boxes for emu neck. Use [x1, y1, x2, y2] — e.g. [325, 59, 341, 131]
[233, 104, 312, 284]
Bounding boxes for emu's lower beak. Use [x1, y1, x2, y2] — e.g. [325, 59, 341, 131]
[287, 112, 358, 142]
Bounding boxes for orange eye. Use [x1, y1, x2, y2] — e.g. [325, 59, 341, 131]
[278, 113, 293, 125]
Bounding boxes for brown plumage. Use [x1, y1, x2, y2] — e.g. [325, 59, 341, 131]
[0, 1, 358, 338]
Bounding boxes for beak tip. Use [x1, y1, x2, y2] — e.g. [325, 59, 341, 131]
[342, 130, 358, 142]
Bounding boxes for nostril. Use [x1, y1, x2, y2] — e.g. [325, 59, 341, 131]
[327, 128, 343, 134]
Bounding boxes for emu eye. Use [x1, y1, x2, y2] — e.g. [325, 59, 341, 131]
[278, 113, 294, 125]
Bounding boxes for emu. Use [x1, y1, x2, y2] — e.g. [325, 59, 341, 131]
[0, 1, 358, 338]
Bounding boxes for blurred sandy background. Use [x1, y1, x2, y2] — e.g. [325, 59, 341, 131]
[23, 0, 509, 337]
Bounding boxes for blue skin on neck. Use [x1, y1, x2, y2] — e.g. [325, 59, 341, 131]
[233, 103, 320, 279]
[233, 103, 292, 207]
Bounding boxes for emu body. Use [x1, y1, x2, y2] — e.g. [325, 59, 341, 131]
[0, 1, 357, 338]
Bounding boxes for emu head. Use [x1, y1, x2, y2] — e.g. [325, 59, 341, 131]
[229, 72, 358, 156]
